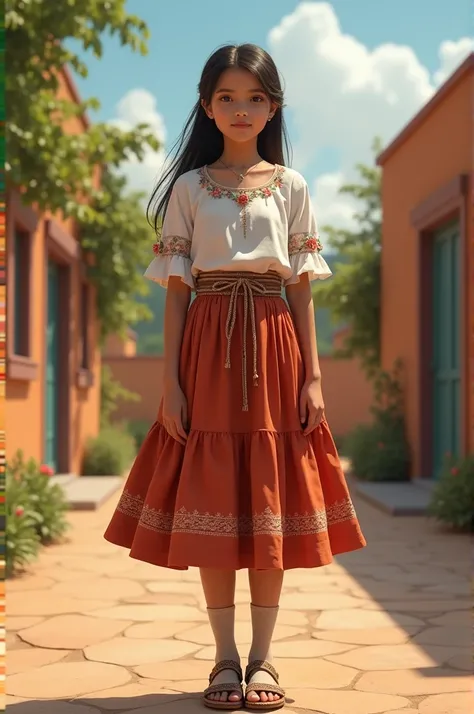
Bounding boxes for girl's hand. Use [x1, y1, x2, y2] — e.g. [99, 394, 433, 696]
[162, 382, 188, 446]
[300, 378, 325, 436]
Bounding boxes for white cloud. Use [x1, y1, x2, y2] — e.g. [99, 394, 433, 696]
[108, 5, 473, 235]
[109, 88, 167, 197]
[434, 37, 474, 86]
[268, 2, 472, 233]
[313, 171, 360, 233]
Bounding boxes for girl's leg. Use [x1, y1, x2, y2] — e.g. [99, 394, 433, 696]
[200, 568, 242, 704]
[247, 569, 284, 705]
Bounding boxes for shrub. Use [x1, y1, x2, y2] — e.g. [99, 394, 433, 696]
[81, 426, 136, 476]
[6, 451, 70, 577]
[8, 453, 70, 544]
[5, 470, 40, 577]
[126, 419, 151, 450]
[344, 417, 411, 482]
[332, 434, 345, 455]
[428, 454, 474, 532]
[344, 360, 411, 482]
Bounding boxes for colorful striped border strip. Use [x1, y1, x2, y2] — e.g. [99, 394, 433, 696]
[0, 2, 5, 706]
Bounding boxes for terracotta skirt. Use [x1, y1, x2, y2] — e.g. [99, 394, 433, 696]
[104, 271, 366, 570]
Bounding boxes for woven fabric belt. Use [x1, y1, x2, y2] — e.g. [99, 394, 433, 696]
[195, 271, 283, 411]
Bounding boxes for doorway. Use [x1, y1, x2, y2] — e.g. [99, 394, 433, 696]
[45, 260, 60, 471]
[431, 220, 461, 478]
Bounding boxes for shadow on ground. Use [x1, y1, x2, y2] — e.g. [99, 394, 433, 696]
[334, 482, 471, 675]
[6, 692, 302, 714]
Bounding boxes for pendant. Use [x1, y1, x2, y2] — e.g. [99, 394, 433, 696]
[241, 206, 248, 239]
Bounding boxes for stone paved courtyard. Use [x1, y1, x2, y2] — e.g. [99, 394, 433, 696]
[5, 489, 472, 714]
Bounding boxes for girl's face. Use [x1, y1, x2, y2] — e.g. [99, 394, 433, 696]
[203, 67, 277, 144]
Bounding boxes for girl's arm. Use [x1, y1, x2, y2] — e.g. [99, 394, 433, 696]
[286, 274, 325, 434]
[162, 276, 191, 444]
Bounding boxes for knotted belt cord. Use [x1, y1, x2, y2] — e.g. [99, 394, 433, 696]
[196, 272, 283, 411]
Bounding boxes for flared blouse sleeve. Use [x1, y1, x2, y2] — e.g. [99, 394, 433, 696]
[144, 176, 194, 289]
[285, 174, 332, 286]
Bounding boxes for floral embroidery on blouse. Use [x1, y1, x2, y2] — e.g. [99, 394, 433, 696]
[198, 165, 285, 209]
[153, 235, 191, 259]
[288, 232, 323, 255]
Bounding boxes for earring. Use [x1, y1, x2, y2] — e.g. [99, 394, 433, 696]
[268, 115, 273, 122]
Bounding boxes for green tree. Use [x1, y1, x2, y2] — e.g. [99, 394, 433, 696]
[313, 138, 382, 376]
[82, 170, 153, 337]
[138, 333, 165, 356]
[100, 364, 139, 428]
[6, 0, 158, 334]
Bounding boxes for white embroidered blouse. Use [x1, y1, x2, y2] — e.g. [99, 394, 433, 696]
[144, 164, 332, 289]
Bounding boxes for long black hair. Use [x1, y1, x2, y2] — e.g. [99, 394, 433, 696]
[147, 43, 291, 234]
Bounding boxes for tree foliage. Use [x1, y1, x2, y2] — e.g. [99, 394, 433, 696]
[83, 170, 152, 337]
[313, 138, 382, 376]
[6, 0, 159, 334]
[100, 364, 139, 428]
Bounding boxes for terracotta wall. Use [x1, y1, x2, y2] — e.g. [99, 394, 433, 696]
[104, 331, 137, 358]
[6, 68, 101, 474]
[6, 215, 101, 474]
[379, 61, 473, 475]
[103, 354, 373, 439]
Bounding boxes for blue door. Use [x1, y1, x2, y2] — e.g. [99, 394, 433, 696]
[45, 261, 59, 471]
[431, 221, 461, 478]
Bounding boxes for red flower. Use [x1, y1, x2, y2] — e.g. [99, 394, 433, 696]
[211, 188, 222, 197]
[15, 506, 24, 517]
[305, 238, 318, 251]
[262, 187, 272, 197]
[40, 464, 54, 477]
[451, 467, 459, 476]
[152, 243, 161, 255]
[237, 193, 249, 205]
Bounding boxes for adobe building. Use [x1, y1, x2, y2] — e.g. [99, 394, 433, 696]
[6, 68, 101, 474]
[377, 54, 473, 480]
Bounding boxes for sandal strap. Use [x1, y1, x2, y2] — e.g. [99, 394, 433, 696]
[209, 659, 243, 684]
[204, 682, 243, 696]
[245, 659, 279, 684]
[245, 681, 285, 697]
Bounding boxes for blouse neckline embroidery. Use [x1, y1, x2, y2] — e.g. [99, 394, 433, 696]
[201, 164, 284, 192]
[198, 165, 286, 239]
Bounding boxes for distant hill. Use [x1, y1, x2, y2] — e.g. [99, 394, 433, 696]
[134, 253, 343, 356]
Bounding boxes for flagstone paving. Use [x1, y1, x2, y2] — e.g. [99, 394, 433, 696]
[5, 490, 472, 714]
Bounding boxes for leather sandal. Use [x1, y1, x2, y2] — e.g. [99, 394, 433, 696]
[203, 659, 244, 710]
[244, 660, 286, 711]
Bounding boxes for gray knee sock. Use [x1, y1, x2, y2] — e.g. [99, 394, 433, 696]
[248, 603, 279, 662]
[207, 605, 240, 662]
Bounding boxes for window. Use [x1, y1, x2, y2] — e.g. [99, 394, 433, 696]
[7, 194, 38, 381]
[13, 228, 31, 357]
[80, 282, 89, 370]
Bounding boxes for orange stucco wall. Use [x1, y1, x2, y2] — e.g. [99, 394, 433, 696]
[6, 218, 101, 473]
[102, 354, 373, 441]
[6, 69, 101, 474]
[380, 64, 473, 476]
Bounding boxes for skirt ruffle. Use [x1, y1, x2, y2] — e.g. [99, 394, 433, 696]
[104, 289, 366, 570]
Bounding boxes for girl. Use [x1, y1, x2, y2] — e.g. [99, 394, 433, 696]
[105, 43, 366, 711]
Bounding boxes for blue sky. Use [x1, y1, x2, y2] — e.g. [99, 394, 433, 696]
[73, 0, 472, 227]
